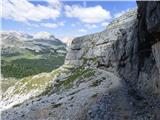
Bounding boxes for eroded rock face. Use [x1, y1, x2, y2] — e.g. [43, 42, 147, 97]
[65, 1, 160, 119]
[1, 1, 160, 120]
[135, 1, 160, 96]
[65, 9, 137, 70]
[152, 42, 160, 73]
[66, 2, 160, 98]
[137, 1, 160, 36]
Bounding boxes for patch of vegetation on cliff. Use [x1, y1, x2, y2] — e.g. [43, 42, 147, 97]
[82, 57, 98, 65]
[54, 67, 95, 92]
[90, 79, 103, 87]
[83, 69, 95, 78]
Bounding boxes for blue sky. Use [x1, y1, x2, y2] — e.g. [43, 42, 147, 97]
[1, 0, 137, 40]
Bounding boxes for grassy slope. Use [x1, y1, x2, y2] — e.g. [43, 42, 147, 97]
[1, 79, 18, 93]
[2, 67, 62, 99]
[2, 65, 95, 101]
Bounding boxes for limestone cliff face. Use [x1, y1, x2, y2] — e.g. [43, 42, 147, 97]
[65, 9, 137, 70]
[1, 1, 160, 120]
[66, 2, 160, 98]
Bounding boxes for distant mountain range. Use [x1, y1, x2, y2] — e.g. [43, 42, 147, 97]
[1, 31, 67, 78]
[1, 31, 67, 54]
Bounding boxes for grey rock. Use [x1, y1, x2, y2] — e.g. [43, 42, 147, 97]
[152, 42, 160, 73]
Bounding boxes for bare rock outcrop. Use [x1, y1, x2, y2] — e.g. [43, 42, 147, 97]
[65, 1, 160, 98]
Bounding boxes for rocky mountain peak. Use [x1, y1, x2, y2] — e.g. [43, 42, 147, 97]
[1, 31, 33, 41]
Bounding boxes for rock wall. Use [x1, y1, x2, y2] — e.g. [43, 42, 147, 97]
[65, 9, 137, 71]
[65, 2, 160, 98]
[136, 1, 160, 96]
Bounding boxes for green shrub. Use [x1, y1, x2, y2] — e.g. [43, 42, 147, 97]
[54, 67, 95, 92]
[90, 79, 102, 87]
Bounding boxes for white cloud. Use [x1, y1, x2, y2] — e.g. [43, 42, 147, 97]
[114, 9, 129, 18]
[41, 22, 64, 28]
[79, 29, 87, 33]
[1, 0, 61, 22]
[34, 32, 53, 39]
[85, 24, 98, 29]
[65, 5, 111, 24]
[47, 0, 61, 9]
[101, 22, 109, 27]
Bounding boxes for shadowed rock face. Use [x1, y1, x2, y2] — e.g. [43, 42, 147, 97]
[136, 1, 160, 96]
[1, 1, 160, 120]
